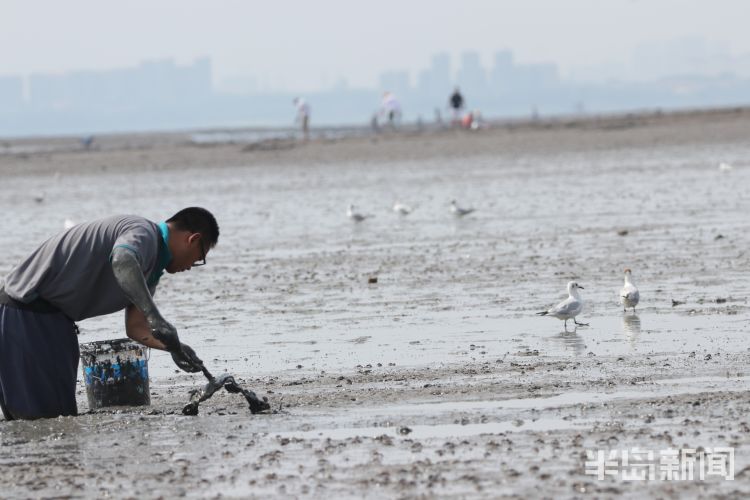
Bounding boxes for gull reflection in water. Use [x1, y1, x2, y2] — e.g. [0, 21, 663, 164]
[549, 329, 586, 355]
[622, 314, 641, 347]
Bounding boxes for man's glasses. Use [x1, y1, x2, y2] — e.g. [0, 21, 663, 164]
[193, 238, 207, 267]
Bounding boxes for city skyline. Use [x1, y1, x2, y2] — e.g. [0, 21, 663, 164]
[4, 36, 750, 97]
[215, 37, 750, 95]
[1, 44, 749, 138]
[2, 0, 750, 93]
[2, 48, 563, 101]
[4, 41, 750, 99]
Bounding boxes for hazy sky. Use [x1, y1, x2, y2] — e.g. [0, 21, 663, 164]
[2, 0, 749, 91]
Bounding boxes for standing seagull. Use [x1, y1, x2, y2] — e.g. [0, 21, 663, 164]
[450, 199, 476, 217]
[347, 204, 370, 223]
[620, 268, 640, 313]
[537, 281, 588, 328]
[392, 201, 413, 216]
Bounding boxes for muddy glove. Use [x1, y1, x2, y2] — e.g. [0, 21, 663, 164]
[111, 246, 181, 352]
[171, 343, 203, 373]
[149, 316, 180, 352]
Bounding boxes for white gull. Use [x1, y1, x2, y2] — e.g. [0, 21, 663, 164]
[620, 268, 640, 313]
[450, 199, 476, 217]
[537, 281, 587, 329]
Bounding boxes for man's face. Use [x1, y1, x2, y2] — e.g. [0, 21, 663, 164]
[166, 233, 207, 273]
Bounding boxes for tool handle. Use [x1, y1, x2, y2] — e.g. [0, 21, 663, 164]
[200, 364, 214, 381]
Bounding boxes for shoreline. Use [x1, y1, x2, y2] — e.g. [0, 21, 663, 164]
[2, 105, 750, 177]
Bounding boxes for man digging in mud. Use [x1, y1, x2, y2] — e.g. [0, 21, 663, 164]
[0, 207, 266, 420]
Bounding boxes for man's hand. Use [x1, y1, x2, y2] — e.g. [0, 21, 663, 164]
[179, 343, 203, 371]
[149, 316, 180, 352]
[171, 343, 204, 373]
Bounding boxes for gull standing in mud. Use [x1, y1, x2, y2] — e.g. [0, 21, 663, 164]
[392, 201, 413, 216]
[347, 204, 370, 223]
[620, 268, 640, 313]
[718, 162, 733, 172]
[450, 199, 476, 217]
[537, 281, 588, 329]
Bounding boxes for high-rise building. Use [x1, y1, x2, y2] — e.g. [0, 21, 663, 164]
[489, 50, 514, 92]
[417, 52, 451, 99]
[456, 51, 487, 97]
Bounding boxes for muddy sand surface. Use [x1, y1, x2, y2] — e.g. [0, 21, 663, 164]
[2, 108, 750, 498]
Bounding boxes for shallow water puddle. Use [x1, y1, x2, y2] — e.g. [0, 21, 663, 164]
[120, 309, 750, 380]
[276, 374, 750, 440]
[278, 416, 587, 440]
[351, 374, 749, 414]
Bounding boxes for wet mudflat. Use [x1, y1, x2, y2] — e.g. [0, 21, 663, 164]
[1, 356, 749, 498]
[1, 109, 750, 498]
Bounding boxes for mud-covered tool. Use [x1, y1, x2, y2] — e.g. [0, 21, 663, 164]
[182, 364, 270, 416]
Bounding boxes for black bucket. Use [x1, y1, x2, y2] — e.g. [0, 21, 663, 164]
[80, 338, 150, 409]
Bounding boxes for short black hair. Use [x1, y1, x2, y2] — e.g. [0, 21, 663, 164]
[166, 207, 220, 248]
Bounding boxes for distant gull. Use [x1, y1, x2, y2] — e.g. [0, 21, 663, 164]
[620, 268, 640, 313]
[347, 204, 370, 223]
[718, 162, 733, 172]
[392, 201, 413, 216]
[537, 281, 588, 328]
[450, 199, 476, 217]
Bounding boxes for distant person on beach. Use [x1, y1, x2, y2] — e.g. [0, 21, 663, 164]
[293, 97, 310, 140]
[449, 87, 465, 125]
[81, 135, 95, 150]
[0, 207, 218, 420]
[380, 92, 402, 127]
[461, 109, 483, 130]
[370, 113, 380, 133]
